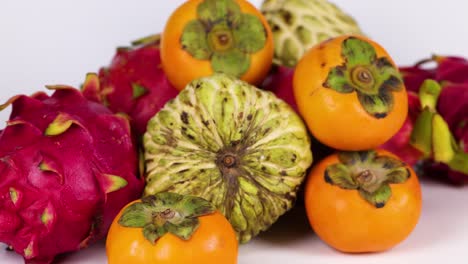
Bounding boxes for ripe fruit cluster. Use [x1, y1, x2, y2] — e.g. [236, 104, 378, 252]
[0, 1, 430, 263]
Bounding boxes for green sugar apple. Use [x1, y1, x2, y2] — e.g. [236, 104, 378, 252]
[143, 73, 312, 243]
[261, 0, 363, 67]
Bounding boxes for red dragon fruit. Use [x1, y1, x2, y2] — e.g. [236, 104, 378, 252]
[434, 55, 468, 83]
[382, 69, 468, 184]
[0, 85, 145, 263]
[399, 55, 468, 92]
[425, 81, 468, 184]
[381, 91, 423, 166]
[399, 62, 436, 93]
[437, 82, 468, 131]
[261, 65, 298, 113]
[82, 34, 179, 137]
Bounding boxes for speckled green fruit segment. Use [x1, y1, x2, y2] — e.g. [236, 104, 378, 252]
[261, 0, 363, 67]
[143, 73, 312, 243]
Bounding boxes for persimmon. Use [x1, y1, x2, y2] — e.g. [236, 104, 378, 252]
[293, 35, 408, 150]
[161, 0, 274, 91]
[106, 192, 238, 264]
[304, 149, 422, 253]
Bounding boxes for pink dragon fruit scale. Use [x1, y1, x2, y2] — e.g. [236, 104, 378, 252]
[82, 34, 179, 137]
[261, 65, 299, 113]
[0, 84, 145, 263]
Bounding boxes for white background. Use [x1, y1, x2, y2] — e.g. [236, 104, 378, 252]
[1, 0, 468, 263]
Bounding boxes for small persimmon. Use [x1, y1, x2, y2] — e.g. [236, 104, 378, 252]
[106, 192, 238, 264]
[293, 35, 408, 150]
[161, 0, 274, 91]
[304, 149, 422, 253]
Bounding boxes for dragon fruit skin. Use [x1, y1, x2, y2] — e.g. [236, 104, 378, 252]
[0, 87, 144, 263]
[385, 56, 468, 166]
[434, 55, 468, 83]
[424, 126, 468, 185]
[381, 91, 423, 166]
[399, 64, 435, 93]
[437, 83, 468, 131]
[261, 65, 298, 113]
[405, 56, 468, 146]
[82, 35, 179, 137]
[423, 162, 468, 185]
[428, 82, 468, 184]
[399, 55, 468, 93]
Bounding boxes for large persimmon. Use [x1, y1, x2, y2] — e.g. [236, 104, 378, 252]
[293, 35, 408, 150]
[304, 149, 422, 253]
[106, 193, 238, 264]
[161, 0, 274, 91]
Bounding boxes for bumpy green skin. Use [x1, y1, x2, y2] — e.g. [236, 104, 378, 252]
[261, 0, 363, 67]
[144, 73, 312, 243]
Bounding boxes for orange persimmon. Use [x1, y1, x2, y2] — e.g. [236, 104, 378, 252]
[293, 35, 408, 150]
[304, 149, 422, 253]
[161, 0, 274, 91]
[106, 193, 238, 264]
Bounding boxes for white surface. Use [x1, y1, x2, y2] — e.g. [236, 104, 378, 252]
[1, 0, 468, 263]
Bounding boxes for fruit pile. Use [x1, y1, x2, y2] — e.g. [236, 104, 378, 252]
[0, 0, 466, 263]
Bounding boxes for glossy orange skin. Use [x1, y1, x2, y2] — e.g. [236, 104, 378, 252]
[161, 0, 274, 91]
[106, 200, 238, 264]
[293, 35, 408, 151]
[304, 149, 422, 253]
